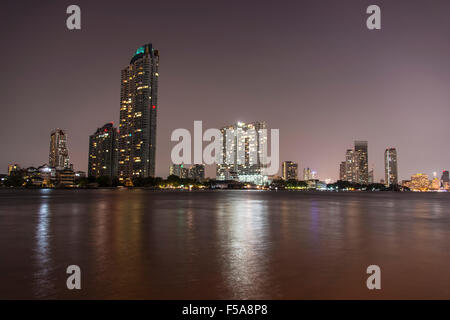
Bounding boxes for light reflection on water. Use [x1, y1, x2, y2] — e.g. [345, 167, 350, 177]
[218, 198, 271, 299]
[0, 189, 449, 299]
[34, 199, 54, 297]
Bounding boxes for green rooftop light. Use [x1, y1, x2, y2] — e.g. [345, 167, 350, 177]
[135, 46, 145, 55]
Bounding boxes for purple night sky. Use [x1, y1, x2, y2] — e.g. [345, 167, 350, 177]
[1, 0, 450, 181]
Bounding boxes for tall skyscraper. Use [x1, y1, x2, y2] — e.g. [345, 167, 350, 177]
[344, 149, 358, 183]
[49, 129, 70, 169]
[384, 148, 398, 186]
[118, 44, 159, 184]
[354, 141, 368, 184]
[282, 161, 298, 180]
[216, 121, 268, 185]
[88, 123, 119, 178]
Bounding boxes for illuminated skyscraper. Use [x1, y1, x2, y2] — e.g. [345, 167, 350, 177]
[384, 148, 398, 186]
[216, 121, 268, 185]
[282, 161, 298, 180]
[354, 141, 368, 184]
[344, 149, 358, 183]
[118, 44, 159, 183]
[49, 129, 70, 169]
[88, 123, 118, 178]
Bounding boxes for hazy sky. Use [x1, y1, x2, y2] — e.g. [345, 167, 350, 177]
[1, 0, 450, 181]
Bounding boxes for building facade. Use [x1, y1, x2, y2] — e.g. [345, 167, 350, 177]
[354, 141, 368, 184]
[169, 164, 183, 177]
[339, 141, 369, 184]
[441, 170, 449, 190]
[88, 123, 119, 178]
[189, 164, 205, 182]
[408, 173, 429, 191]
[49, 129, 70, 169]
[55, 168, 75, 187]
[384, 148, 398, 186]
[441, 170, 449, 183]
[344, 149, 357, 182]
[282, 161, 298, 180]
[169, 164, 190, 179]
[118, 44, 159, 183]
[216, 121, 268, 185]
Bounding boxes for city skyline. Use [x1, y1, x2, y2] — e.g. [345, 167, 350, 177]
[2, 1, 450, 181]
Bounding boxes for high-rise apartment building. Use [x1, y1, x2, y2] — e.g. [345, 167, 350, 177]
[339, 142, 368, 184]
[216, 121, 268, 185]
[282, 161, 298, 180]
[88, 123, 119, 178]
[354, 141, 368, 184]
[118, 44, 159, 183]
[344, 149, 358, 183]
[384, 148, 398, 186]
[49, 129, 70, 169]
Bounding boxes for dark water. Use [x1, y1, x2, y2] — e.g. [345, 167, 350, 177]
[0, 189, 449, 299]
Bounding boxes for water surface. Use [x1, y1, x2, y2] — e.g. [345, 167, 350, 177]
[0, 189, 449, 299]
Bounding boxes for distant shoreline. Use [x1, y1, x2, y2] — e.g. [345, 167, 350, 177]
[0, 187, 447, 193]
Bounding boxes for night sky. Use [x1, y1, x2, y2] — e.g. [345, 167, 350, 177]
[1, 0, 450, 181]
